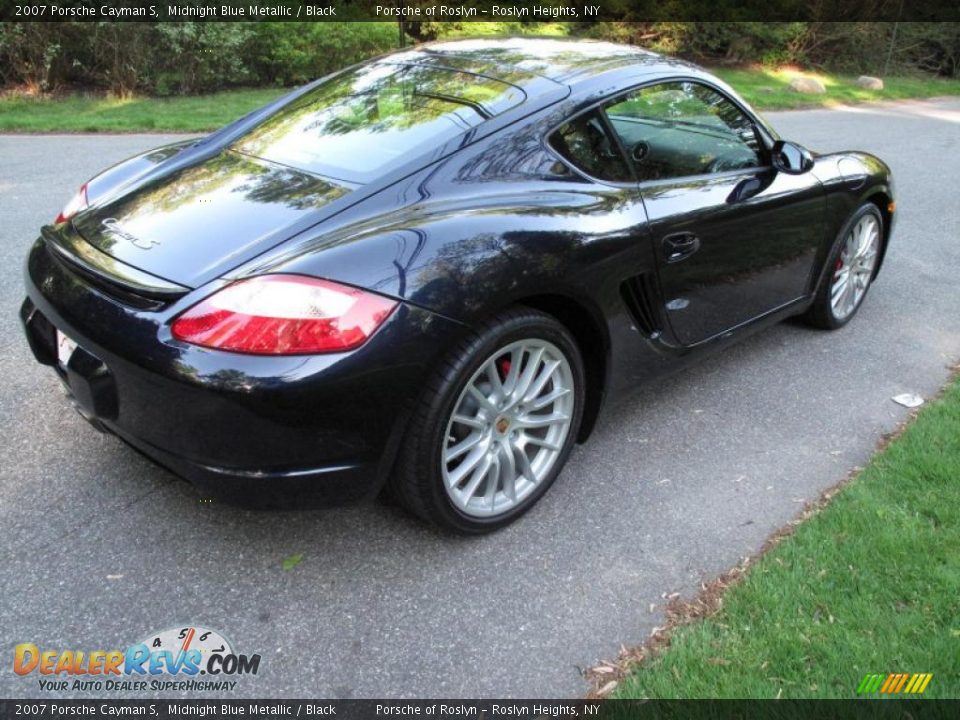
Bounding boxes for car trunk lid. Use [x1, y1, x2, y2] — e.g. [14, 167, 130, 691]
[70, 150, 353, 290]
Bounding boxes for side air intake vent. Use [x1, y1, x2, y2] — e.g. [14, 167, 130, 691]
[620, 274, 661, 339]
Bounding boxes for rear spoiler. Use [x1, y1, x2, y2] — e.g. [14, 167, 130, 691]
[42, 224, 188, 301]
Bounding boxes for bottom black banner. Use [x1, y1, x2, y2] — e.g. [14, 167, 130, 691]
[1, 700, 959, 720]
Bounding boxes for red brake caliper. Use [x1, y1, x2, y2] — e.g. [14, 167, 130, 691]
[498, 357, 512, 382]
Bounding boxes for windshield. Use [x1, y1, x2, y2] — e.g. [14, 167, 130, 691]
[232, 63, 525, 184]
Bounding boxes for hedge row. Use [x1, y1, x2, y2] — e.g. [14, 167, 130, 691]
[1, 21, 957, 97]
[0, 22, 399, 96]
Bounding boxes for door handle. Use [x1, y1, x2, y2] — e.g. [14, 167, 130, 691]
[662, 232, 700, 262]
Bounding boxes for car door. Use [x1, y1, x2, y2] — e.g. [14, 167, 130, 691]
[603, 80, 825, 346]
[545, 106, 653, 265]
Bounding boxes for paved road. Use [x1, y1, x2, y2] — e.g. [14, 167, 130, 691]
[1, 99, 958, 699]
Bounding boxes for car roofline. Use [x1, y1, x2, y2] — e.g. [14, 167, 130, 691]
[414, 36, 660, 82]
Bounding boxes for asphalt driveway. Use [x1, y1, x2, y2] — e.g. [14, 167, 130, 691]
[1, 98, 958, 699]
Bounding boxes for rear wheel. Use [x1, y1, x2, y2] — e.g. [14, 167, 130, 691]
[392, 309, 584, 533]
[805, 204, 883, 329]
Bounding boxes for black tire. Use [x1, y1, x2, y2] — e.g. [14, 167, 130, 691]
[391, 308, 585, 533]
[804, 203, 883, 330]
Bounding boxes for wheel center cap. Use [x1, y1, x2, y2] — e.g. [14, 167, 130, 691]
[495, 416, 510, 435]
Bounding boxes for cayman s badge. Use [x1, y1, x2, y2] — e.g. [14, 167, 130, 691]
[101, 217, 159, 250]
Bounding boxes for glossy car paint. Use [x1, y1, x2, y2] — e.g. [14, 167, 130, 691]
[21, 39, 895, 507]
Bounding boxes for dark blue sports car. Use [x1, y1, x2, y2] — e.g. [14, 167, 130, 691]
[21, 39, 895, 532]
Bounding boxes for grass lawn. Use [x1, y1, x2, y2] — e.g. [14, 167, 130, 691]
[713, 67, 960, 110]
[612, 375, 960, 699]
[1, 67, 959, 134]
[0, 88, 285, 133]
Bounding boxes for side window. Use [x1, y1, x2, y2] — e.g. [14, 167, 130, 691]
[604, 81, 763, 182]
[548, 110, 632, 182]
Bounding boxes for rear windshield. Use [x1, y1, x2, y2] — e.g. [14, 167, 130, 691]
[232, 63, 525, 184]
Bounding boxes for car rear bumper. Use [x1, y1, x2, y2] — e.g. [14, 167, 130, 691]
[21, 237, 466, 508]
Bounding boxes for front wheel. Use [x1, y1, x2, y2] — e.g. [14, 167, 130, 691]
[805, 204, 883, 329]
[391, 309, 585, 533]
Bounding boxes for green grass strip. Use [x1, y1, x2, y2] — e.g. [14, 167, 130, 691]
[713, 68, 960, 111]
[615, 376, 960, 699]
[0, 89, 285, 133]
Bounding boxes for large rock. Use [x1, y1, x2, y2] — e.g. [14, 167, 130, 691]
[789, 76, 827, 94]
[856, 75, 884, 90]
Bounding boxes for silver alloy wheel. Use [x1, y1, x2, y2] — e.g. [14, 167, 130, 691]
[831, 214, 880, 321]
[441, 339, 575, 518]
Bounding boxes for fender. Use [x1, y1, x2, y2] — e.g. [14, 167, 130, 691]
[808, 151, 895, 295]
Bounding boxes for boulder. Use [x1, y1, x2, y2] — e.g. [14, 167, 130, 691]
[789, 76, 827, 94]
[856, 75, 884, 90]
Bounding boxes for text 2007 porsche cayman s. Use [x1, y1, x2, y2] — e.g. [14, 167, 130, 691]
[21, 39, 894, 532]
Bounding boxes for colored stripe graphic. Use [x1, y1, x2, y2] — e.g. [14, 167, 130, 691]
[858, 672, 932, 694]
[904, 674, 920, 693]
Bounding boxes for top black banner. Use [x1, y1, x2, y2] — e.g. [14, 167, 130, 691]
[2, 0, 959, 23]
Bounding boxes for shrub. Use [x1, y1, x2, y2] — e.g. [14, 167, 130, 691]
[581, 21, 809, 66]
[0, 23, 65, 92]
[155, 24, 254, 94]
[244, 22, 398, 87]
[1, 20, 957, 96]
[893, 22, 960, 77]
[83, 23, 158, 97]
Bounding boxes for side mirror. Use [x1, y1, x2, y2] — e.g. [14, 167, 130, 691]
[772, 140, 814, 174]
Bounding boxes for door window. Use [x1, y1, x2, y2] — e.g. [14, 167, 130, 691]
[548, 110, 632, 183]
[604, 82, 763, 181]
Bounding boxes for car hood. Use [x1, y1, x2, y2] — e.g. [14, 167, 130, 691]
[71, 150, 352, 288]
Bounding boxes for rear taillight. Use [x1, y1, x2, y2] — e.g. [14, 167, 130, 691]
[55, 183, 89, 224]
[170, 275, 398, 355]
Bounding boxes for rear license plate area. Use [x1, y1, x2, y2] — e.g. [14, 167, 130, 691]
[56, 329, 78, 368]
[21, 302, 119, 423]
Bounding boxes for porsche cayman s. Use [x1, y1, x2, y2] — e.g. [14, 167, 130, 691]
[21, 39, 895, 532]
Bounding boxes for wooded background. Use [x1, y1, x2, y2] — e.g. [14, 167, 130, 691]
[2, 21, 958, 97]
